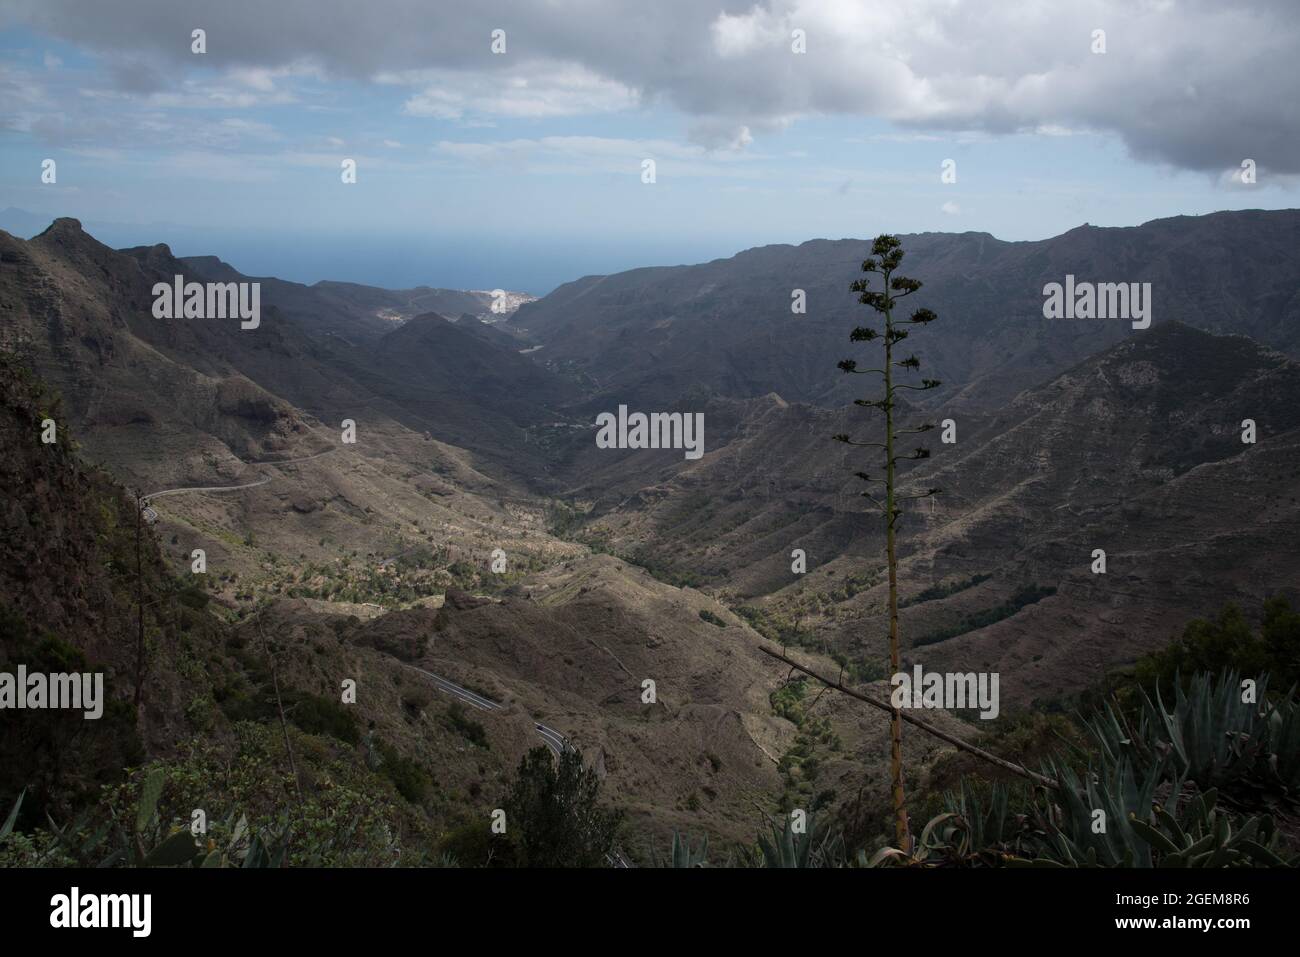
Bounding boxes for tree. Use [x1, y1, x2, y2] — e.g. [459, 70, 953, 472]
[833, 234, 941, 852]
[502, 746, 621, 867]
[1133, 596, 1300, 693]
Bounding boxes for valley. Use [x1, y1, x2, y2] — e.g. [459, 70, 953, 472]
[2, 209, 1298, 862]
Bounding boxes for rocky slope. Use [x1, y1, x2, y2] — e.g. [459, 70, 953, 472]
[569, 323, 1300, 705]
[6, 210, 1298, 857]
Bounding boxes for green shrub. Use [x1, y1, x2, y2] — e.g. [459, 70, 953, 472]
[913, 584, 1056, 647]
[1135, 597, 1300, 693]
[437, 821, 515, 867]
[900, 573, 992, 608]
[290, 694, 360, 745]
[377, 741, 430, 804]
[442, 702, 489, 748]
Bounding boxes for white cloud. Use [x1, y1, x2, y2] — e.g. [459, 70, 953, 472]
[686, 119, 754, 152]
[711, 7, 789, 58]
[8, 0, 1300, 172]
[431, 134, 763, 178]
[400, 64, 638, 120]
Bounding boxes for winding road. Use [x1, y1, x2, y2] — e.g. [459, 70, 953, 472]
[403, 664, 568, 757]
[404, 664, 631, 867]
[142, 446, 338, 501]
[138, 445, 631, 865]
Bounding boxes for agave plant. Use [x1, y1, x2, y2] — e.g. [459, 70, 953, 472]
[1011, 780, 1291, 868]
[1083, 669, 1300, 797]
[944, 778, 1020, 854]
[2, 769, 294, 868]
[757, 813, 849, 868]
[1153, 671, 1267, 788]
[1037, 755, 1165, 867]
[1130, 784, 1288, 867]
[869, 669, 1299, 869]
[1262, 690, 1300, 793]
[656, 830, 709, 868]
[868, 780, 1027, 867]
[866, 811, 958, 867]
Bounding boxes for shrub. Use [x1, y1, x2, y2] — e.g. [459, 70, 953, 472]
[442, 702, 489, 748]
[377, 741, 431, 804]
[500, 746, 621, 867]
[290, 694, 360, 745]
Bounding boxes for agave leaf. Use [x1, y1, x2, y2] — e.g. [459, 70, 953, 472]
[1180, 831, 1218, 859]
[1006, 856, 1065, 868]
[0, 789, 23, 841]
[242, 833, 265, 868]
[1231, 816, 1260, 846]
[141, 829, 201, 867]
[866, 846, 906, 868]
[1131, 819, 1179, 856]
[97, 846, 127, 868]
[1153, 805, 1188, 847]
[920, 812, 955, 848]
[1214, 809, 1230, 847]
[1202, 845, 1234, 868]
[1237, 839, 1288, 867]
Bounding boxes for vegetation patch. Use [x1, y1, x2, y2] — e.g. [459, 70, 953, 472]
[912, 583, 1056, 647]
[900, 573, 993, 608]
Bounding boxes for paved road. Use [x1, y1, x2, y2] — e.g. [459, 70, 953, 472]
[405, 664, 628, 866]
[142, 446, 337, 501]
[145, 474, 274, 499]
[533, 723, 567, 757]
[378, 544, 423, 568]
[404, 664, 567, 757]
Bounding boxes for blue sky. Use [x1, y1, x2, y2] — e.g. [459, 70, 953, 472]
[2, 2, 1298, 294]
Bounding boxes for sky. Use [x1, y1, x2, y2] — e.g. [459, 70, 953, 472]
[1, 0, 1297, 294]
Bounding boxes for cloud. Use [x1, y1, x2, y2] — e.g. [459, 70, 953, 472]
[430, 134, 762, 178]
[106, 58, 166, 94]
[4, 0, 1299, 172]
[392, 64, 638, 120]
[686, 119, 754, 152]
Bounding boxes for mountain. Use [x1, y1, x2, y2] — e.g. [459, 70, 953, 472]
[0, 219, 577, 487]
[7, 218, 945, 852]
[5, 210, 1299, 857]
[567, 322, 1300, 704]
[512, 209, 1300, 412]
[179, 254, 533, 344]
